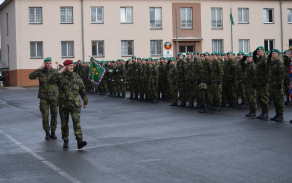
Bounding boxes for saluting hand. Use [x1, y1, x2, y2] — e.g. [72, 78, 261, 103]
[59, 66, 66, 73]
[39, 63, 45, 69]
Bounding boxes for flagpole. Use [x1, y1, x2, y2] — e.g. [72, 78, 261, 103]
[175, 8, 178, 56]
[230, 8, 233, 52]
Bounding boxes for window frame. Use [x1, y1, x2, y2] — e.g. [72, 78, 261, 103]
[288, 9, 292, 23]
[238, 8, 249, 24]
[30, 41, 43, 59]
[212, 39, 224, 53]
[60, 7, 74, 24]
[150, 40, 163, 56]
[120, 7, 133, 24]
[91, 40, 105, 58]
[90, 7, 104, 24]
[61, 41, 74, 58]
[263, 8, 274, 24]
[211, 8, 223, 29]
[264, 39, 275, 51]
[180, 7, 193, 29]
[121, 40, 134, 57]
[150, 7, 162, 30]
[29, 7, 43, 24]
[238, 39, 250, 54]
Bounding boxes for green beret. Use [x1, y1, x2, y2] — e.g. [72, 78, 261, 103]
[257, 46, 264, 50]
[183, 57, 187, 60]
[132, 56, 136, 59]
[145, 58, 149, 61]
[237, 52, 242, 55]
[200, 53, 204, 56]
[264, 51, 269, 54]
[137, 57, 141, 60]
[193, 51, 199, 55]
[186, 52, 193, 55]
[177, 53, 184, 57]
[44, 57, 51, 62]
[211, 52, 218, 56]
[142, 58, 145, 60]
[120, 59, 125, 62]
[272, 49, 281, 54]
[204, 52, 210, 56]
[247, 54, 253, 57]
[169, 57, 176, 61]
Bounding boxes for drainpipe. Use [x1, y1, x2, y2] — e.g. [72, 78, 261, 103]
[81, 0, 85, 61]
[280, 0, 283, 52]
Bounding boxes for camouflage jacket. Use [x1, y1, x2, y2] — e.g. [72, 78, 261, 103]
[119, 64, 127, 81]
[113, 64, 120, 80]
[29, 68, 58, 100]
[225, 59, 237, 82]
[143, 63, 152, 82]
[135, 63, 141, 81]
[192, 58, 202, 82]
[150, 64, 159, 83]
[245, 62, 257, 87]
[126, 64, 135, 81]
[184, 58, 193, 81]
[48, 72, 88, 109]
[201, 59, 213, 84]
[168, 64, 177, 85]
[255, 56, 270, 86]
[176, 59, 185, 82]
[159, 63, 166, 81]
[269, 58, 284, 87]
[212, 59, 224, 83]
[140, 64, 146, 81]
[283, 55, 291, 78]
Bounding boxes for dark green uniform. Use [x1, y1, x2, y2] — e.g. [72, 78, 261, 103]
[48, 72, 88, 141]
[245, 61, 257, 114]
[192, 58, 202, 108]
[283, 55, 291, 104]
[236, 59, 247, 105]
[212, 58, 224, 108]
[143, 63, 152, 101]
[201, 59, 213, 107]
[29, 68, 58, 133]
[168, 64, 178, 104]
[150, 64, 159, 102]
[226, 59, 238, 106]
[177, 59, 186, 105]
[184, 58, 194, 107]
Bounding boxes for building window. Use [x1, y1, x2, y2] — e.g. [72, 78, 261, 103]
[150, 40, 162, 56]
[120, 7, 133, 23]
[264, 39, 274, 51]
[150, 7, 162, 29]
[60, 7, 73, 24]
[179, 46, 194, 56]
[92, 41, 104, 57]
[29, 7, 42, 24]
[91, 7, 103, 23]
[30, 42, 43, 58]
[212, 39, 224, 52]
[289, 39, 292, 47]
[211, 8, 223, 29]
[121, 40, 133, 56]
[61, 41, 74, 57]
[288, 9, 292, 23]
[180, 8, 192, 29]
[6, 13, 8, 35]
[263, 8, 274, 23]
[239, 40, 249, 54]
[238, 8, 249, 23]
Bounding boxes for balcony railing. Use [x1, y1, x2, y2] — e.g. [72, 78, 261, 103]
[211, 20, 223, 29]
[150, 20, 162, 29]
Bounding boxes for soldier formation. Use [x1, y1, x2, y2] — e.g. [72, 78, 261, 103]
[74, 46, 292, 123]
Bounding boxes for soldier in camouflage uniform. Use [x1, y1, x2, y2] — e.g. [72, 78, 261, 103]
[184, 52, 194, 108]
[211, 52, 224, 111]
[236, 52, 247, 108]
[192, 52, 203, 109]
[168, 57, 178, 106]
[48, 60, 88, 149]
[244, 54, 257, 117]
[165, 58, 172, 101]
[132, 56, 139, 100]
[29, 57, 58, 140]
[127, 59, 135, 100]
[176, 53, 186, 107]
[98, 61, 108, 95]
[225, 52, 238, 108]
[198, 52, 213, 113]
[158, 58, 165, 100]
[283, 51, 291, 105]
[254, 46, 270, 120]
[149, 59, 159, 103]
[143, 58, 153, 102]
[113, 60, 120, 97]
[137, 58, 145, 101]
[269, 49, 285, 122]
[107, 61, 114, 97]
[117, 59, 127, 98]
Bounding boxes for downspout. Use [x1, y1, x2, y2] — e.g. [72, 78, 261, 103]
[280, 0, 283, 52]
[81, 0, 85, 61]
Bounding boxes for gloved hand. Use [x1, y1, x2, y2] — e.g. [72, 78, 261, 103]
[253, 50, 257, 57]
[217, 81, 222, 84]
[278, 84, 282, 89]
[197, 80, 201, 84]
[268, 52, 272, 60]
[253, 84, 256, 89]
[232, 78, 235, 83]
[172, 81, 176, 85]
[242, 56, 247, 62]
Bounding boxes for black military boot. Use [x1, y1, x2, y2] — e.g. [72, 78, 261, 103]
[257, 112, 269, 120]
[77, 140, 87, 149]
[127, 96, 133, 100]
[138, 97, 144, 101]
[275, 115, 284, 123]
[270, 114, 278, 121]
[50, 130, 57, 139]
[169, 103, 177, 106]
[185, 104, 194, 108]
[245, 110, 256, 117]
[290, 120, 292, 123]
[213, 106, 221, 111]
[114, 94, 120, 98]
[120, 95, 125, 98]
[193, 104, 203, 109]
[151, 99, 158, 103]
[63, 141, 69, 148]
[45, 131, 50, 140]
[198, 108, 208, 113]
[177, 102, 186, 107]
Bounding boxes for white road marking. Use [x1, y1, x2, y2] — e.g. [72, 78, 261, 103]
[0, 129, 82, 183]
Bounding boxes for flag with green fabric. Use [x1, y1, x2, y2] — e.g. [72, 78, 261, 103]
[230, 13, 234, 26]
[88, 57, 106, 86]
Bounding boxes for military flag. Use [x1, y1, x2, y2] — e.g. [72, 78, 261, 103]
[289, 47, 292, 102]
[88, 57, 106, 86]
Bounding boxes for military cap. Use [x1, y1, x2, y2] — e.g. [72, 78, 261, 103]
[247, 54, 253, 57]
[44, 57, 52, 62]
[193, 51, 199, 55]
[177, 53, 184, 57]
[166, 57, 170, 60]
[200, 53, 204, 56]
[132, 56, 137, 59]
[264, 51, 269, 54]
[169, 57, 176, 61]
[137, 57, 141, 60]
[289, 45, 292, 50]
[204, 52, 210, 56]
[271, 49, 281, 54]
[63, 60, 73, 65]
[145, 58, 150, 61]
[257, 46, 264, 50]
[186, 52, 193, 55]
[120, 59, 125, 62]
[211, 52, 218, 56]
[73, 62, 78, 64]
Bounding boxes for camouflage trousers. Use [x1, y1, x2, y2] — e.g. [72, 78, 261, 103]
[226, 81, 238, 105]
[185, 80, 194, 104]
[177, 80, 186, 103]
[110, 80, 117, 95]
[193, 81, 202, 105]
[245, 86, 257, 111]
[134, 80, 139, 98]
[149, 80, 158, 99]
[128, 80, 135, 98]
[284, 76, 290, 98]
[39, 99, 58, 132]
[118, 80, 126, 96]
[256, 85, 269, 113]
[238, 82, 247, 104]
[159, 79, 167, 98]
[138, 81, 144, 99]
[59, 107, 83, 141]
[222, 79, 227, 103]
[206, 83, 213, 106]
[270, 85, 284, 115]
[212, 83, 222, 106]
[169, 82, 178, 104]
[107, 79, 112, 94]
[98, 80, 107, 93]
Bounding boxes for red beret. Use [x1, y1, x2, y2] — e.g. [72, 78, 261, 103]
[63, 60, 73, 66]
